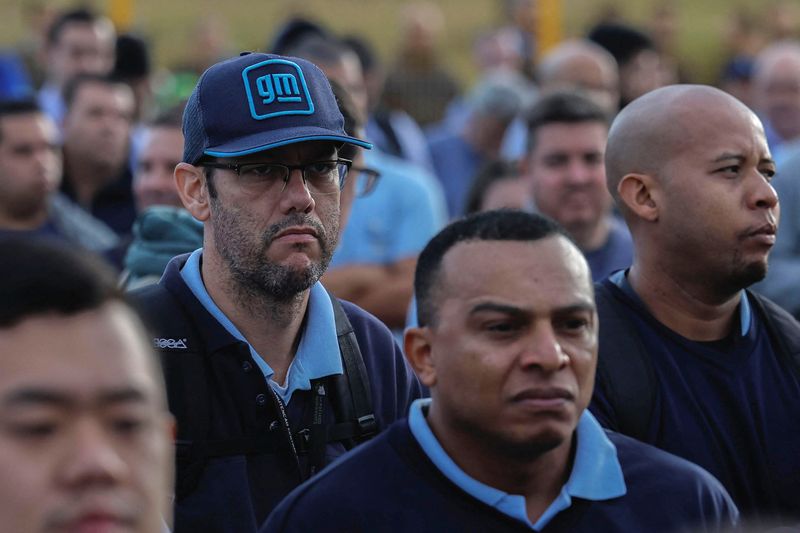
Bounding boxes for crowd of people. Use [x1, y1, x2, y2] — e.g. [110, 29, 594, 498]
[1, 2, 800, 532]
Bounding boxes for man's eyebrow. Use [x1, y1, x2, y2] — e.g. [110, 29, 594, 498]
[1, 387, 149, 408]
[712, 153, 745, 164]
[469, 301, 595, 316]
[469, 302, 528, 317]
[713, 153, 777, 167]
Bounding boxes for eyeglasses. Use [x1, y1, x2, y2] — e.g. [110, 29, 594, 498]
[200, 159, 352, 195]
[351, 166, 380, 197]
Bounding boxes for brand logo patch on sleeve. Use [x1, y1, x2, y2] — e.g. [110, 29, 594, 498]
[242, 59, 315, 120]
[153, 338, 188, 350]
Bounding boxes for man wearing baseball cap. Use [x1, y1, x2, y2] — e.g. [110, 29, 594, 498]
[130, 52, 423, 533]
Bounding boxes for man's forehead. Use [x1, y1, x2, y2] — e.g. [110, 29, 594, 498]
[0, 306, 160, 401]
[439, 237, 593, 301]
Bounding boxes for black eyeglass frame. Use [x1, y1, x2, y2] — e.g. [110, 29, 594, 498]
[350, 166, 381, 197]
[199, 158, 353, 192]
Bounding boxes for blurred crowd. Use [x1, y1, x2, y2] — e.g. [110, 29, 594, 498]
[1, 1, 800, 531]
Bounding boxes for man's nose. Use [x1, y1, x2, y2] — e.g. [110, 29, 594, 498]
[57, 419, 128, 489]
[519, 324, 570, 372]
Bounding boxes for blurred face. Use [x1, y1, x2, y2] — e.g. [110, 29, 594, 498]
[204, 142, 341, 300]
[543, 54, 620, 114]
[133, 126, 184, 211]
[411, 236, 597, 459]
[0, 303, 174, 533]
[658, 101, 779, 292]
[0, 112, 61, 224]
[63, 81, 134, 170]
[524, 121, 611, 237]
[755, 54, 800, 142]
[47, 21, 115, 88]
[619, 49, 672, 107]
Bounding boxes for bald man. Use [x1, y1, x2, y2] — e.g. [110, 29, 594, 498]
[589, 84, 800, 526]
[536, 39, 620, 115]
[752, 41, 800, 163]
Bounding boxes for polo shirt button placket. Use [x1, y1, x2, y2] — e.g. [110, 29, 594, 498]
[255, 393, 267, 407]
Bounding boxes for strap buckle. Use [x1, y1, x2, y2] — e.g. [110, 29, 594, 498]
[357, 414, 377, 438]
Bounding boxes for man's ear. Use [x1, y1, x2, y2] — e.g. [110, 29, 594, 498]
[175, 163, 211, 222]
[404, 327, 437, 388]
[617, 172, 660, 222]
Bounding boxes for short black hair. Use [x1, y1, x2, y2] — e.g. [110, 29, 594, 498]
[329, 79, 365, 161]
[464, 159, 519, 215]
[46, 7, 104, 47]
[112, 33, 151, 81]
[525, 90, 609, 153]
[0, 238, 123, 328]
[587, 22, 655, 68]
[415, 210, 570, 327]
[151, 101, 186, 129]
[0, 99, 42, 144]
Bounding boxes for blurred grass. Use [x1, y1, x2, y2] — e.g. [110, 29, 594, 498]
[0, 0, 782, 86]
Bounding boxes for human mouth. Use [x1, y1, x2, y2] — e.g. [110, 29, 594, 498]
[273, 226, 319, 245]
[741, 222, 777, 246]
[511, 387, 574, 409]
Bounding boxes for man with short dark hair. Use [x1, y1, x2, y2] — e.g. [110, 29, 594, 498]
[123, 104, 203, 290]
[38, 7, 116, 126]
[592, 84, 800, 526]
[61, 74, 136, 235]
[263, 210, 738, 532]
[130, 52, 422, 532]
[0, 238, 174, 533]
[521, 90, 632, 281]
[0, 98, 118, 252]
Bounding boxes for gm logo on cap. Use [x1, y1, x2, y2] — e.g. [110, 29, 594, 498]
[242, 59, 315, 120]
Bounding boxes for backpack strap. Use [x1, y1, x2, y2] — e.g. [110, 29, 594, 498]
[747, 290, 800, 378]
[130, 283, 215, 500]
[594, 282, 657, 441]
[328, 293, 378, 440]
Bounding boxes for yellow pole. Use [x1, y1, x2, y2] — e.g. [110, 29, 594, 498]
[537, 0, 562, 58]
[109, 0, 134, 31]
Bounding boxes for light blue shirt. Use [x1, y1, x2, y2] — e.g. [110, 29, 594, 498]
[331, 149, 447, 267]
[609, 270, 752, 336]
[179, 248, 343, 403]
[408, 398, 626, 530]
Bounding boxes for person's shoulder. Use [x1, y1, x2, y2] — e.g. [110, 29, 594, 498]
[338, 298, 394, 337]
[609, 430, 731, 496]
[261, 422, 407, 532]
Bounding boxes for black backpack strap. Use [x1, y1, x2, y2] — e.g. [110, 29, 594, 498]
[594, 282, 657, 441]
[129, 282, 215, 500]
[748, 290, 800, 378]
[328, 294, 378, 441]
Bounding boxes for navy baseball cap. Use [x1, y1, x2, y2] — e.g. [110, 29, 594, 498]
[182, 52, 372, 164]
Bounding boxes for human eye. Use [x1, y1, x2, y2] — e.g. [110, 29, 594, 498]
[239, 164, 283, 184]
[760, 167, 776, 180]
[4, 418, 59, 440]
[554, 314, 592, 335]
[717, 165, 741, 178]
[306, 161, 337, 176]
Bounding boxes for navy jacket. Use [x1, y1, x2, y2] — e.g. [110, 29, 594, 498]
[131, 254, 424, 533]
[262, 419, 738, 532]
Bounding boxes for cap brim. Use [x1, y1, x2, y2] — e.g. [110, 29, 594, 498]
[204, 127, 371, 159]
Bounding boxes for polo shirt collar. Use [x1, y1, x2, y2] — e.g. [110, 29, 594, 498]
[180, 248, 342, 403]
[408, 398, 626, 530]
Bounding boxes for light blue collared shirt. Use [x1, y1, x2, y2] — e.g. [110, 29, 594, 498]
[609, 270, 752, 336]
[179, 248, 343, 403]
[408, 398, 626, 530]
